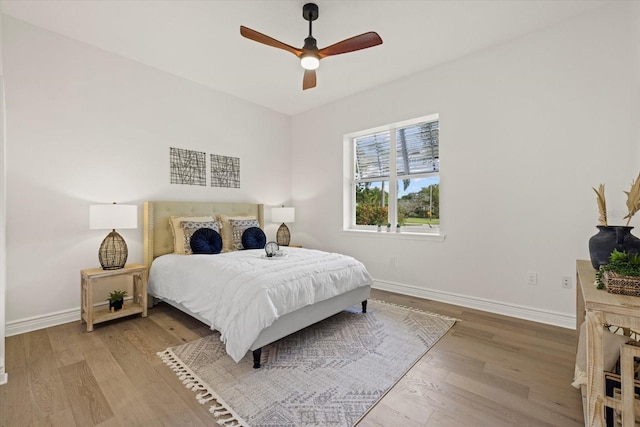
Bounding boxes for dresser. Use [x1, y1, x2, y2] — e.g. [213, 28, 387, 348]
[576, 260, 640, 427]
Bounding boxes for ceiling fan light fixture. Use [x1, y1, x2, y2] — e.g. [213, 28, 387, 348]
[240, 2, 382, 90]
[300, 55, 320, 70]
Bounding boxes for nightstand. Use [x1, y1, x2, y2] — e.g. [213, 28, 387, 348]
[288, 244, 302, 248]
[80, 264, 148, 332]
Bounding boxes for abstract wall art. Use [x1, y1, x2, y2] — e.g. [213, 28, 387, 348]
[210, 154, 240, 188]
[170, 147, 206, 186]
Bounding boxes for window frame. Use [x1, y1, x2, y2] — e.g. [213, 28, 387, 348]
[344, 114, 441, 237]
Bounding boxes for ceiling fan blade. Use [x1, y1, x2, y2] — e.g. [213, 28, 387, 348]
[240, 26, 302, 57]
[319, 32, 382, 57]
[303, 69, 317, 90]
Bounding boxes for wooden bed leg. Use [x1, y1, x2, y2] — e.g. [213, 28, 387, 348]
[253, 348, 262, 369]
[362, 300, 367, 313]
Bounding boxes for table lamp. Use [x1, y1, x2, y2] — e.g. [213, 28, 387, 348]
[90, 203, 137, 270]
[272, 206, 295, 246]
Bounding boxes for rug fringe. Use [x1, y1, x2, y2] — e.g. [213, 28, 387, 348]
[157, 349, 249, 427]
[370, 298, 459, 322]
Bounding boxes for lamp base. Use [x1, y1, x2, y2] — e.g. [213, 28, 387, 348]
[99, 230, 128, 270]
[276, 223, 291, 246]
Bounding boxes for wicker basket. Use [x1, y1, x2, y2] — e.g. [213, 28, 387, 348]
[604, 270, 640, 296]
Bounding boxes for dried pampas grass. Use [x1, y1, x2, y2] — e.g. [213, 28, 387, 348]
[624, 172, 640, 226]
[593, 184, 607, 226]
[593, 172, 640, 226]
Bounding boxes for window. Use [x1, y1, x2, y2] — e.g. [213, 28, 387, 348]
[347, 115, 439, 234]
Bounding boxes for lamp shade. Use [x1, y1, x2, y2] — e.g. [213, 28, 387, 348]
[90, 204, 137, 230]
[272, 207, 295, 224]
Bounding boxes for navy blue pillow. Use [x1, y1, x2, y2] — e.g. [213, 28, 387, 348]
[242, 226, 266, 249]
[190, 227, 223, 254]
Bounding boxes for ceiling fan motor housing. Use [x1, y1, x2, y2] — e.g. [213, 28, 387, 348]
[303, 3, 319, 22]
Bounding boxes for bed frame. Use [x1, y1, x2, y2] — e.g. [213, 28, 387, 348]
[143, 201, 370, 368]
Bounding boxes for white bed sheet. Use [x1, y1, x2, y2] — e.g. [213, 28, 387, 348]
[148, 247, 373, 362]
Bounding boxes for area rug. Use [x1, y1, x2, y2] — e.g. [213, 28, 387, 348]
[157, 299, 456, 427]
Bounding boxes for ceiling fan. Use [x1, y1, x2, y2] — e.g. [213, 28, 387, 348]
[240, 3, 383, 90]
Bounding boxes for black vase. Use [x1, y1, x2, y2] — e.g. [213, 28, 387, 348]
[588, 226, 640, 269]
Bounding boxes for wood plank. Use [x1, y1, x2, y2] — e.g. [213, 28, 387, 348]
[84, 348, 126, 384]
[98, 376, 157, 425]
[149, 304, 209, 344]
[23, 329, 71, 421]
[358, 401, 424, 427]
[0, 365, 35, 427]
[5, 334, 26, 371]
[59, 361, 114, 426]
[94, 320, 213, 425]
[92, 323, 161, 390]
[46, 321, 106, 368]
[33, 408, 78, 427]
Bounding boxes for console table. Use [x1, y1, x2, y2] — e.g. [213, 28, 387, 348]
[576, 260, 640, 427]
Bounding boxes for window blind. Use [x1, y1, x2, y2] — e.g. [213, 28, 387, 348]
[355, 131, 390, 180]
[354, 121, 439, 181]
[396, 121, 439, 176]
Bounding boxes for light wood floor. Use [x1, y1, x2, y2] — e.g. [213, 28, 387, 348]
[0, 289, 583, 427]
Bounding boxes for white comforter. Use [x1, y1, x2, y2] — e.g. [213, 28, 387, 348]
[148, 247, 373, 362]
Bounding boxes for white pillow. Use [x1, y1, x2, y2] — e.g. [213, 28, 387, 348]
[169, 216, 215, 254]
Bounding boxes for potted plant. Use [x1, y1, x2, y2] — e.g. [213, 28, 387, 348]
[108, 290, 127, 312]
[595, 249, 640, 295]
[589, 173, 640, 269]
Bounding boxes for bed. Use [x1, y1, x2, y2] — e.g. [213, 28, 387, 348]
[143, 201, 372, 368]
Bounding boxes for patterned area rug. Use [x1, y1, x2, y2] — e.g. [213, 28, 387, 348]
[158, 299, 455, 427]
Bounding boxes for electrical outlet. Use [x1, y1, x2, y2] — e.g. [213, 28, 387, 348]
[561, 276, 572, 289]
[527, 272, 537, 286]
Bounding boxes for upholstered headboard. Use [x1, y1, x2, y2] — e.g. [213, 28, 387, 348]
[143, 201, 264, 268]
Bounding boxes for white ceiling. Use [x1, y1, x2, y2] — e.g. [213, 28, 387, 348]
[0, 0, 612, 116]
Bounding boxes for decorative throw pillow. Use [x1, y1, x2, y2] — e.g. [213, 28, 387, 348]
[190, 228, 223, 254]
[181, 220, 221, 255]
[218, 215, 257, 252]
[169, 215, 215, 254]
[242, 227, 266, 249]
[229, 218, 261, 250]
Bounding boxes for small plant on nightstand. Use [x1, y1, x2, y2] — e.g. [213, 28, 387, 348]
[108, 290, 127, 312]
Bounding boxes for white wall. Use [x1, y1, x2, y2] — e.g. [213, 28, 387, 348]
[0, 12, 7, 385]
[291, 4, 637, 327]
[2, 16, 292, 331]
[634, 2, 640, 168]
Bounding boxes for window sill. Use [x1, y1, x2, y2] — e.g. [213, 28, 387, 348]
[341, 229, 446, 242]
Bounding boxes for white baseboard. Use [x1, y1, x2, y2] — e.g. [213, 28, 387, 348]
[5, 282, 576, 337]
[6, 307, 80, 337]
[5, 298, 139, 337]
[373, 279, 576, 329]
